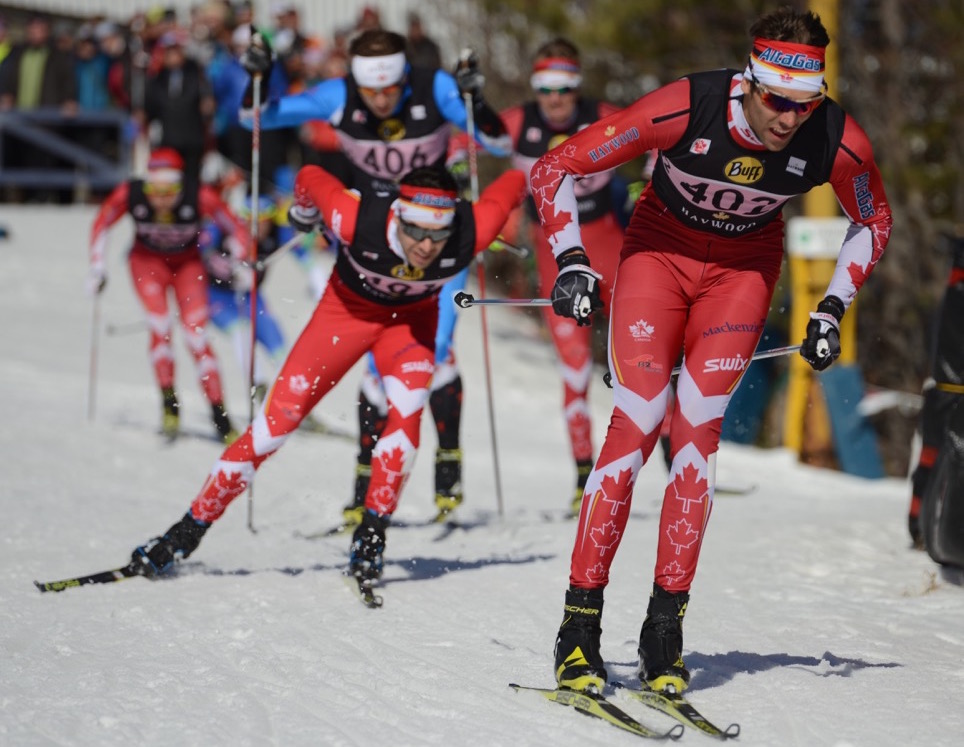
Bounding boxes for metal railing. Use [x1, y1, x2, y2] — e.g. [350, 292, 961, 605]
[0, 108, 131, 198]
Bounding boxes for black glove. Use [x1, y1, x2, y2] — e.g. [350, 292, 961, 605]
[240, 27, 273, 75]
[287, 203, 323, 233]
[800, 295, 845, 371]
[454, 48, 484, 97]
[551, 248, 603, 326]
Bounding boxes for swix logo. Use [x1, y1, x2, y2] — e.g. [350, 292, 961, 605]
[401, 359, 433, 374]
[525, 126, 542, 142]
[288, 374, 310, 395]
[629, 319, 654, 341]
[703, 354, 749, 373]
[853, 172, 876, 219]
[690, 138, 711, 155]
[724, 157, 764, 184]
[352, 109, 367, 124]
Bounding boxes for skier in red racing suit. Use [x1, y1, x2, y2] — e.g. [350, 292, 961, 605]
[534, 7, 893, 696]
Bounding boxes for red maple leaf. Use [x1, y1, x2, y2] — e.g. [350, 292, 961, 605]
[846, 260, 869, 289]
[377, 445, 407, 477]
[213, 469, 246, 499]
[672, 463, 708, 513]
[665, 518, 699, 554]
[589, 521, 621, 556]
[600, 468, 635, 515]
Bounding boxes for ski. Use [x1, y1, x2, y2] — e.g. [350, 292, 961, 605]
[510, 684, 683, 740]
[617, 684, 740, 740]
[343, 572, 383, 608]
[715, 483, 757, 496]
[35, 561, 142, 593]
[297, 414, 355, 441]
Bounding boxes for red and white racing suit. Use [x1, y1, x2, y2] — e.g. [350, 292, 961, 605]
[501, 98, 624, 466]
[89, 182, 249, 405]
[530, 70, 893, 592]
[188, 167, 526, 524]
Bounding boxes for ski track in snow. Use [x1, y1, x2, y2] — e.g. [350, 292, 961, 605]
[2, 206, 963, 746]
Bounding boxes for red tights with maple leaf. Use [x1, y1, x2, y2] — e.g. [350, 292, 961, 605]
[532, 213, 622, 464]
[129, 248, 226, 404]
[570, 239, 782, 593]
[188, 277, 438, 524]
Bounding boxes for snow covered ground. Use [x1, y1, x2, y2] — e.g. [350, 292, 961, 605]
[2, 205, 962, 747]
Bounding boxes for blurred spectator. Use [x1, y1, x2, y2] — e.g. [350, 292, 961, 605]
[356, 6, 382, 31]
[74, 23, 116, 171]
[232, 1, 254, 27]
[0, 14, 77, 202]
[406, 12, 441, 70]
[0, 17, 11, 65]
[141, 29, 214, 184]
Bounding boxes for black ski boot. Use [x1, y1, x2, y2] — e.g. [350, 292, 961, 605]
[554, 586, 607, 693]
[131, 512, 210, 577]
[161, 386, 179, 440]
[348, 509, 388, 581]
[211, 402, 238, 444]
[434, 448, 463, 518]
[569, 459, 594, 517]
[342, 463, 371, 527]
[638, 583, 690, 693]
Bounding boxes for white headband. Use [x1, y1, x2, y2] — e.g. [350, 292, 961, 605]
[530, 69, 582, 91]
[351, 52, 406, 88]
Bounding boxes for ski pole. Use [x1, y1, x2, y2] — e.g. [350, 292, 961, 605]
[105, 319, 148, 336]
[454, 291, 551, 308]
[245, 66, 263, 536]
[87, 293, 102, 421]
[489, 235, 530, 259]
[602, 344, 803, 388]
[240, 231, 306, 272]
[461, 49, 505, 518]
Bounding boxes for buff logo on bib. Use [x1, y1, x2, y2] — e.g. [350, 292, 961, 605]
[724, 157, 764, 184]
[378, 119, 406, 142]
[391, 264, 425, 280]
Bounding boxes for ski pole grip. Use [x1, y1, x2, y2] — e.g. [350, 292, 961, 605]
[454, 291, 475, 308]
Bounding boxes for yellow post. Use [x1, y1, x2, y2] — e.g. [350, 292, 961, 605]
[783, 0, 853, 460]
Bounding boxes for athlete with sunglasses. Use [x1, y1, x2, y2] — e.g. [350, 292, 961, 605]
[493, 38, 631, 517]
[528, 8, 893, 695]
[240, 28, 512, 526]
[87, 148, 250, 444]
[126, 164, 526, 585]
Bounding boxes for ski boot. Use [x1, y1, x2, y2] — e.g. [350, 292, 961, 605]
[211, 402, 239, 444]
[434, 448, 463, 520]
[554, 586, 607, 693]
[161, 386, 179, 440]
[131, 511, 210, 577]
[342, 463, 371, 527]
[569, 459, 594, 518]
[348, 509, 388, 581]
[638, 583, 690, 693]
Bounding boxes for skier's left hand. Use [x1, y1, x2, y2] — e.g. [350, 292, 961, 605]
[800, 295, 844, 371]
[454, 49, 484, 97]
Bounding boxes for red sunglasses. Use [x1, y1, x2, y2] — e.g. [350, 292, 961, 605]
[750, 74, 827, 116]
[358, 83, 402, 98]
[750, 74, 825, 116]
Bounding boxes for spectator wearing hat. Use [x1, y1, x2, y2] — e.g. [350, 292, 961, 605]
[140, 29, 215, 184]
